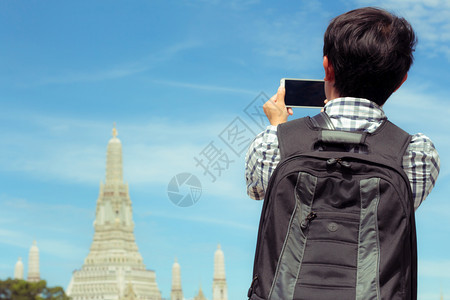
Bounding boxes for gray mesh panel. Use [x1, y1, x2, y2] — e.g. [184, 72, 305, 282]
[356, 177, 381, 300]
[268, 172, 317, 300]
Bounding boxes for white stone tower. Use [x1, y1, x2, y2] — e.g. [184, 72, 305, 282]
[67, 125, 161, 300]
[170, 258, 183, 300]
[27, 241, 40, 282]
[212, 244, 227, 300]
[14, 257, 24, 280]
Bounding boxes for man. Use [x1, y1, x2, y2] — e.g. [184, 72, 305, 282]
[245, 7, 440, 210]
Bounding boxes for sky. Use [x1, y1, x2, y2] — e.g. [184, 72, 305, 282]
[0, 0, 449, 299]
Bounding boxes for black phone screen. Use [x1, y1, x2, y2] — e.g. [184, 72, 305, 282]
[284, 79, 326, 108]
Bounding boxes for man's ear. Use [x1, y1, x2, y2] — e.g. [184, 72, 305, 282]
[323, 56, 335, 81]
[394, 73, 408, 93]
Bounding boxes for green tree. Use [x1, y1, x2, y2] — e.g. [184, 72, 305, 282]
[0, 278, 69, 300]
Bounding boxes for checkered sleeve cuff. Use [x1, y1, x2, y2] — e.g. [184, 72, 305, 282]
[245, 125, 280, 200]
[402, 133, 440, 210]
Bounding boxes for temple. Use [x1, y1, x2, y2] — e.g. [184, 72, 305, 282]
[14, 257, 24, 280]
[27, 241, 40, 282]
[66, 125, 161, 299]
[212, 244, 228, 300]
[170, 258, 183, 300]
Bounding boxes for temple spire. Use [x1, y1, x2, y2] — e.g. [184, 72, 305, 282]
[112, 122, 118, 138]
[213, 244, 227, 300]
[214, 244, 226, 280]
[27, 241, 40, 282]
[171, 258, 183, 300]
[106, 123, 123, 183]
[14, 257, 24, 280]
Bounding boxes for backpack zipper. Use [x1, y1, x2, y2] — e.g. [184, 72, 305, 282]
[327, 157, 351, 169]
[301, 211, 317, 229]
[251, 154, 330, 277]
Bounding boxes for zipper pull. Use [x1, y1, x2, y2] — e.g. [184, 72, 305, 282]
[327, 158, 352, 169]
[301, 212, 317, 229]
[338, 158, 351, 169]
[327, 158, 337, 166]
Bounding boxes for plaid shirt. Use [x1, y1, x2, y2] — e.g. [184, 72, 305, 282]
[245, 97, 440, 210]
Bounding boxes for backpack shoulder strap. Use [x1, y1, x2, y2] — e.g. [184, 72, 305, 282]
[278, 113, 412, 166]
[365, 120, 412, 166]
[277, 116, 319, 159]
[277, 112, 340, 158]
[310, 111, 335, 130]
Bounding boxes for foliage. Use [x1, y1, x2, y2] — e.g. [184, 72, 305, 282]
[0, 278, 69, 300]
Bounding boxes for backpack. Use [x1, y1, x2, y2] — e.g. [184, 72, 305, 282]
[248, 113, 417, 300]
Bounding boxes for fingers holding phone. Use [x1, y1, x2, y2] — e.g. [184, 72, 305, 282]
[263, 78, 326, 126]
[263, 86, 293, 126]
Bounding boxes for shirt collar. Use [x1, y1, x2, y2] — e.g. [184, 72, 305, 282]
[324, 97, 386, 121]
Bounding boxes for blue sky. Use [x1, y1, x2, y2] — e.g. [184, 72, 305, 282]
[0, 0, 449, 299]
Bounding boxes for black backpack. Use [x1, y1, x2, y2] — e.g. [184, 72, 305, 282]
[248, 113, 417, 300]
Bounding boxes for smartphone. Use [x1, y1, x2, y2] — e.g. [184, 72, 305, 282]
[280, 78, 326, 108]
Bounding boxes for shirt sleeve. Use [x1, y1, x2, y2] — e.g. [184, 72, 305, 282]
[245, 125, 281, 200]
[402, 133, 440, 210]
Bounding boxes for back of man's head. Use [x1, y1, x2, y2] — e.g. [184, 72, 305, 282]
[323, 7, 417, 106]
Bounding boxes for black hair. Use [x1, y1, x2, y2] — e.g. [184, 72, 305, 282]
[323, 7, 417, 106]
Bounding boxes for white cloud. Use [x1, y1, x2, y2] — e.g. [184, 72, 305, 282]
[246, 2, 327, 71]
[36, 63, 149, 86]
[0, 228, 24, 241]
[24, 40, 202, 87]
[38, 238, 87, 259]
[419, 259, 450, 279]
[353, 0, 450, 59]
[0, 196, 92, 218]
[384, 87, 449, 179]
[150, 79, 257, 96]
[417, 293, 445, 300]
[0, 196, 91, 259]
[143, 210, 256, 232]
[418, 200, 450, 221]
[385, 87, 449, 125]
[0, 229, 87, 260]
[0, 227, 37, 250]
[0, 109, 237, 187]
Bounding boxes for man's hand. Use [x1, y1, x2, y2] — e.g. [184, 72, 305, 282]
[263, 86, 293, 126]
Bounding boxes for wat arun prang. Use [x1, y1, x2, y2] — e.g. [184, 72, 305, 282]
[67, 126, 161, 299]
[66, 126, 228, 300]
